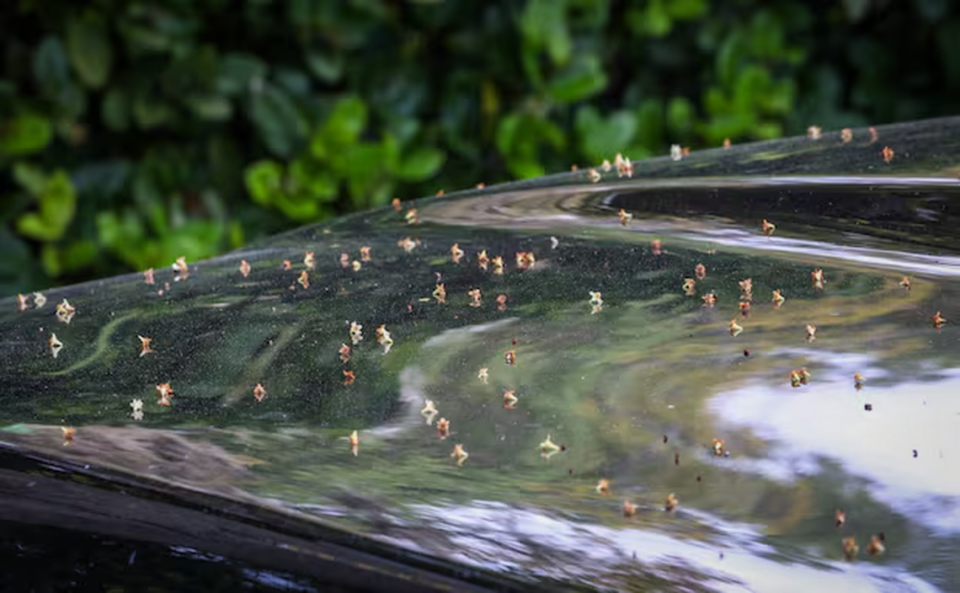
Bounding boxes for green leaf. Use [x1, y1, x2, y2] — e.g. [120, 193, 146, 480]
[306, 170, 338, 202]
[733, 65, 771, 110]
[342, 144, 384, 189]
[667, 96, 695, 136]
[120, 24, 172, 54]
[133, 95, 175, 129]
[716, 30, 745, 87]
[217, 53, 267, 95]
[635, 100, 664, 150]
[520, 0, 572, 65]
[59, 240, 98, 272]
[38, 172, 77, 235]
[33, 36, 71, 94]
[244, 160, 284, 206]
[396, 147, 445, 182]
[13, 163, 48, 195]
[496, 113, 522, 157]
[381, 133, 401, 172]
[646, 1, 673, 37]
[248, 84, 308, 157]
[321, 96, 368, 146]
[665, 0, 707, 20]
[546, 56, 608, 104]
[305, 52, 344, 83]
[274, 195, 319, 221]
[183, 94, 233, 121]
[508, 158, 545, 179]
[16, 214, 54, 242]
[754, 121, 782, 140]
[16, 169, 76, 241]
[628, 0, 672, 37]
[387, 118, 420, 147]
[288, 160, 337, 202]
[274, 67, 311, 97]
[66, 14, 113, 89]
[536, 118, 566, 150]
[41, 244, 61, 277]
[576, 107, 637, 161]
[365, 182, 394, 209]
[228, 221, 244, 249]
[0, 114, 53, 157]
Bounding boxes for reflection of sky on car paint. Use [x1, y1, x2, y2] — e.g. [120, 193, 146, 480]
[687, 228, 960, 276]
[403, 501, 940, 593]
[710, 351, 960, 532]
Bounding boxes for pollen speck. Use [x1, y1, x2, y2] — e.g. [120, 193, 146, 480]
[539, 434, 561, 459]
[729, 319, 743, 337]
[451, 444, 469, 467]
[56, 299, 76, 324]
[932, 311, 946, 329]
[772, 289, 786, 309]
[811, 269, 825, 290]
[596, 479, 610, 495]
[437, 418, 450, 439]
[49, 333, 64, 358]
[665, 493, 679, 513]
[138, 335, 154, 357]
[156, 382, 174, 407]
[172, 256, 189, 280]
[421, 400, 438, 425]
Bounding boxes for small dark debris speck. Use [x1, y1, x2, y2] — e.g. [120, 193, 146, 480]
[865, 404, 873, 411]
[674, 453, 680, 466]
[696, 475, 702, 482]
[663, 434, 668, 444]
[913, 450, 918, 458]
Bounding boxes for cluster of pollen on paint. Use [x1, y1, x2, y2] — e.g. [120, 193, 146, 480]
[23, 138, 927, 555]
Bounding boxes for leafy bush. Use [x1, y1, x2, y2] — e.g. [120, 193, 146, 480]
[2, 0, 960, 293]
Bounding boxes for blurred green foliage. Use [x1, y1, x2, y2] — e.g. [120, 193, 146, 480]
[2, 0, 960, 293]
